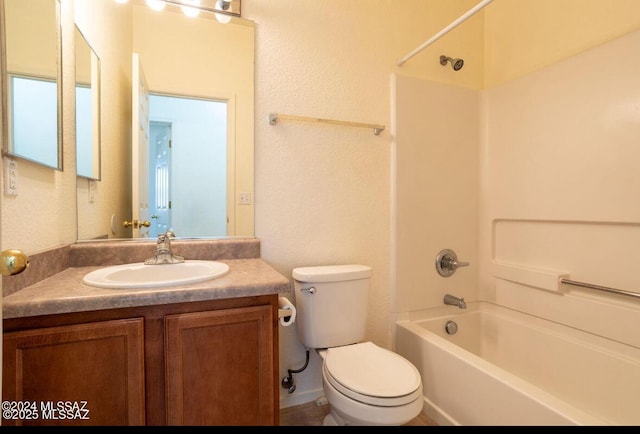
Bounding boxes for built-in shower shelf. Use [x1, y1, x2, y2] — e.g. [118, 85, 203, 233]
[492, 261, 569, 292]
[493, 261, 640, 300]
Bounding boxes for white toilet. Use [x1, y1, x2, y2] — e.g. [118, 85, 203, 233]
[293, 264, 424, 426]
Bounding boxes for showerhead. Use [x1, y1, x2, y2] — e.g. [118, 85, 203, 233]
[440, 55, 464, 71]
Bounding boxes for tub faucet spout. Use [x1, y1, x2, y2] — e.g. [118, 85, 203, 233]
[444, 293, 466, 309]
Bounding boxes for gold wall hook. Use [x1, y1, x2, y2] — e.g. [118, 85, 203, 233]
[0, 249, 30, 276]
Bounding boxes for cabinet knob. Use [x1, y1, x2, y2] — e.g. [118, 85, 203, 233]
[0, 249, 30, 276]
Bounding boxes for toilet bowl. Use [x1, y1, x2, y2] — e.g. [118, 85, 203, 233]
[318, 342, 423, 426]
[292, 264, 424, 426]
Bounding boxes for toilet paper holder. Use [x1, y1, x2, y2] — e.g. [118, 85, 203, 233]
[277, 296, 306, 394]
[278, 296, 297, 327]
[279, 309, 292, 320]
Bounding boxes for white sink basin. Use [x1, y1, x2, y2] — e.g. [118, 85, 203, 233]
[82, 260, 230, 289]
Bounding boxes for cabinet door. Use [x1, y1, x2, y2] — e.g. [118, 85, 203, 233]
[3, 318, 145, 426]
[165, 305, 275, 426]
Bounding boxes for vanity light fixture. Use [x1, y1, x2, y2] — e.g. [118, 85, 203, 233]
[114, 0, 240, 22]
[163, 0, 239, 23]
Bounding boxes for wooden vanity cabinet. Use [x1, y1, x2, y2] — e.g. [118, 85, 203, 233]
[2, 318, 146, 426]
[164, 304, 275, 425]
[3, 295, 279, 426]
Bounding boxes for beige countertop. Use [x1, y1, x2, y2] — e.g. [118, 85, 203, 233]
[3, 258, 291, 319]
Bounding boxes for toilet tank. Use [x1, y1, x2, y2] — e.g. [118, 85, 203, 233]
[293, 264, 372, 349]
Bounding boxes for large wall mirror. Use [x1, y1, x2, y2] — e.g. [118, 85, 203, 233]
[1, 0, 62, 170]
[75, 0, 254, 241]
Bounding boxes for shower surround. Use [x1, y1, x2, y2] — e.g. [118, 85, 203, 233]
[393, 28, 640, 423]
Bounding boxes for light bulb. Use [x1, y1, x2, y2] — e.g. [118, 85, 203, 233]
[181, 0, 201, 18]
[145, 0, 166, 11]
[214, 0, 232, 24]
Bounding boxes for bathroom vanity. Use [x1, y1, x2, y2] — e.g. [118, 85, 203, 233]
[2, 239, 290, 426]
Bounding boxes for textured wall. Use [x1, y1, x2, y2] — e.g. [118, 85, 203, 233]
[244, 0, 483, 408]
[1, 0, 78, 254]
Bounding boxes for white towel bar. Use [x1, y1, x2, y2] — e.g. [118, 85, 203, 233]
[269, 113, 385, 136]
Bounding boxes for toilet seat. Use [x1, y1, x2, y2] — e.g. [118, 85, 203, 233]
[322, 342, 422, 407]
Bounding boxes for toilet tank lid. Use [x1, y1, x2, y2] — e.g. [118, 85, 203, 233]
[292, 264, 372, 283]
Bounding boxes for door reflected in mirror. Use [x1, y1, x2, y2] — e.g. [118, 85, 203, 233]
[75, 25, 101, 180]
[146, 94, 229, 238]
[2, 0, 62, 170]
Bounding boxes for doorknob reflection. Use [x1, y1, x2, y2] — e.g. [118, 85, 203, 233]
[0, 249, 30, 276]
[123, 219, 151, 228]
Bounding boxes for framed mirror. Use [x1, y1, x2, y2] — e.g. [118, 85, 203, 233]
[75, 25, 101, 180]
[1, 0, 62, 171]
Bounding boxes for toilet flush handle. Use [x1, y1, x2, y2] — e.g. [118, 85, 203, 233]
[300, 287, 316, 294]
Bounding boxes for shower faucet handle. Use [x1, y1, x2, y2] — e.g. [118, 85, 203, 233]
[435, 249, 469, 277]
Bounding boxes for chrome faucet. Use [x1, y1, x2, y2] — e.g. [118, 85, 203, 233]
[444, 293, 466, 309]
[144, 230, 184, 265]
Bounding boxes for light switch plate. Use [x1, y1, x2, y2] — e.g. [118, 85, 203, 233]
[4, 158, 17, 196]
[88, 180, 96, 203]
[238, 192, 251, 205]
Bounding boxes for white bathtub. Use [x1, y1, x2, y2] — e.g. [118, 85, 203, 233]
[395, 302, 640, 426]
